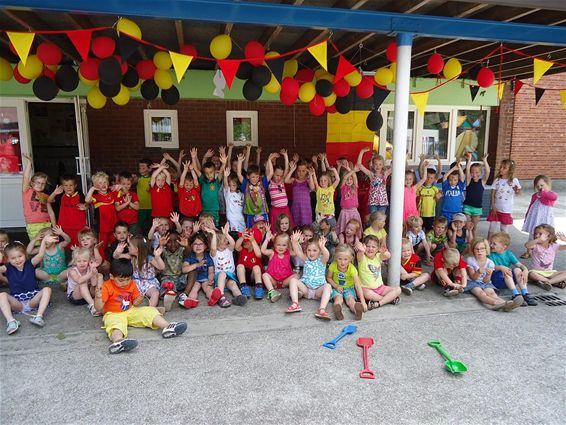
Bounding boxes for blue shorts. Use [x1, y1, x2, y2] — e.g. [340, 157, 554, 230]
[331, 287, 357, 300]
[214, 271, 239, 288]
[368, 205, 387, 214]
[491, 270, 518, 290]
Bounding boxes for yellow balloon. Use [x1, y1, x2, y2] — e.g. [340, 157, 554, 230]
[87, 86, 107, 109]
[374, 67, 393, 86]
[323, 92, 336, 107]
[129, 80, 142, 91]
[0, 58, 13, 81]
[79, 72, 97, 86]
[112, 84, 131, 106]
[389, 63, 396, 83]
[298, 82, 316, 103]
[443, 58, 462, 79]
[283, 59, 298, 77]
[153, 51, 172, 70]
[209, 34, 232, 60]
[317, 71, 334, 82]
[17, 55, 43, 79]
[265, 51, 280, 59]
[344, 70, 362, 87]
[264, 74, 281, 94]
[154, 69, 173, 90]
[116, 18, 142, 39]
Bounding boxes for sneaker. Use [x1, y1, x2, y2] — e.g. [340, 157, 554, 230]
[254, 285, 264, 300]
[240, 285, 251, 298]
[443, 288, 460, 297]
[108, 338, 138, 354]
[416, 284, 426, 291]
[538, 281, 552, 291]
[267, 289, 281, 303]
[512, 294, 527, 307]
[29, 315, 45, 327]
[523, 293, 538, 306]
[6, 319, 20, 335]
[503, 296, 524, 311]
[314, 308, 331, 320]
[232, 295, 247, 306]
[333, 303, 344, 321]
[401, 284, 413, 296]
[162, 321, 188, 339]
[178, 292, 188, 306]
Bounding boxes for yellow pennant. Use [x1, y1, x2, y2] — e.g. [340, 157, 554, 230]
[7, 32, 35, 65]
[533, 58, 553, 85]
[307, 41, 327, 71]
[411, 92, 429, 116]
[560, 90, 566, 109]
[497, 82, 506, 100]
[169, 51, 193, 83]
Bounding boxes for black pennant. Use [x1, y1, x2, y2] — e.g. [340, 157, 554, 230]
[266, 56, 285, 84]
[535, 87, 545, 105]
[117, 35, 140, 62]
[469, 85, 480, 102]
[373, 87, 390, 109]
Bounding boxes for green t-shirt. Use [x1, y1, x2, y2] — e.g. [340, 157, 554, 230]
[198, 175, 222, 212]
[137, 175, 152, 210]
[358, 254, 383, 289]
[328, 262, 358, 288]
[488, 250, 519, 268]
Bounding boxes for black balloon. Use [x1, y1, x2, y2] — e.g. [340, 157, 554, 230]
[161, 86, 180, 105]
[315, 79, 333, 97]
[122, 67, 139, 88]
[243, 79, 262, 101]
[366, 109, 384, 132]
[141, 79, 159, 100]
[33, 76, 59, 101]
[55, 65, 79, 92]
[335, 95, 352, 114]
[98, 57, 122, 85]
[99, 81, 121, 97]
[327, 57, 339, 75]
[251, 66, 271, 87]
[236, 62, 253, 80]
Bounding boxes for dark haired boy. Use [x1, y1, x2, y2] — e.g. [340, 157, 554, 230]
[237, 158, 269, 228]
[48, 174, 87, 247]
[192, 148, 222, 227]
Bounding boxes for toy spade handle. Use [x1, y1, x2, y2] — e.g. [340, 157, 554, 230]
[432, 344, 453, 362]
[323, 330, 347, 349]
[359, 345, 375, 379]
[333, 331, 348, 344]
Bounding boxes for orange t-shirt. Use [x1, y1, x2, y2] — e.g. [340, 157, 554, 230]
[101, 279, 141, 314]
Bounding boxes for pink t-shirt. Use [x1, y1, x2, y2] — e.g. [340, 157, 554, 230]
[22, 188, 50, 224]
[341, 184, 358, 209]
[531, 243, 560, 271]
[268, 180, 288, 208]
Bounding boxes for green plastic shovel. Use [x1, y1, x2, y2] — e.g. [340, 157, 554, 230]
[427, 340, 468, 374]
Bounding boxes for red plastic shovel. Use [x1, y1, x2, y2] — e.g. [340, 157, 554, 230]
[357, 337, 375, 379]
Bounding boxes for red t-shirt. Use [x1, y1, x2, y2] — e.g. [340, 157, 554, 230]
[150, 184, 173, 218]
[101, 278, 141, 314]
[58, 192, 87, 230]
[401, 253, 422, 275]
[433, 249, 467, 272]
[178, 187, 202, 218]
[115, 191, 139, 225]
[91, 191, 118, 233]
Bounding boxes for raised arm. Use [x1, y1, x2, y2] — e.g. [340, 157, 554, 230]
[309, 168, 319, 191]
[53, 225, 71, 249]
[442, 164, 459, 182]
[457, 161, 465, 182]
[222, 223, 236, 250]
[201, 148, 214, 168]
[318, 235, 330, 264]
[22, 153, 33, 192]
[161, 166, 172, 185]
[415, 160, 429, 189]
[281, 149, 289, 177]
[206, 228, 217, 258]
[465, 152, 473, 185]
[162, 152, 180, 173]
[31, 235, 58, 267]
[356, 148, 373, 178]
[236, 153, 245, 183]
[329, 166, 340, 189]
[290, 230, 306, 261]
[179, 161, 190, 188]
[255, 146, 263, 166]
[260, 229, 274, 257]
[481, 153, 491, 186]
[265, 152, 276, 181]
[48, 184, 64, 204]
[243, 144, 252, 171]
[150, 165, 163, 187]
[190, 148, 201, 173]
[284, 161, 297, 184]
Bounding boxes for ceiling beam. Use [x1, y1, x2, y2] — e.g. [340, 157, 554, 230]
[441, 0, 566, 12]
[258, 0, 305, 49]
[175, 20, 185, 51]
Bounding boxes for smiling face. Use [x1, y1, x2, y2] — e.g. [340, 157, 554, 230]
[6, 247, 27, 269]
[489, 238, 507, 253]
[452, 220, 465, 231]
[401, 242, 413, 261]
[31, 176, 47, 192]
[181, 220, 193, 238]
[365, 239, 379, 259]
[499, 162, 510, 177]
[157, 218, 170, 235]
[425, 172, 436, 186]
[345, 175, 354, 186]
[372, 158, 383, 172]
[345, 223, 356, 237]
[166, 233, 180, 252]
[470, 164, 482, 181]
[433, 222, 447, 236]
[409, 224, 422, 235]
[94, 177, 109, 193]
[183, 178, 194, 190]
[272, 168, 284, 184]
[248, 172, 261, 185]
[119, 177, 132, 193]
[405, 173, 415, 187]
[80, 234, 96, 248]
[448, 173, 459, 187]
[372, 218, 385, 231]
[319, 175, 330, 188]
[192, 237, 207, 255]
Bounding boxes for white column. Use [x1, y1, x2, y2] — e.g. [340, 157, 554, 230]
[387, 32, 413, 287]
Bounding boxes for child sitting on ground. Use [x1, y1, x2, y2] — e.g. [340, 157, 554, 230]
[27, 225, 70, 285]
[426, 217, 448, 256]
[338, 219, 362, 251]
[525, 224, 566, 290]
[94, 259, 187, 354]
[432, 247, 468, 297]
[447, 213, 473, 254]
[261, 229, 297, 303]
[406, 215, 433, 264]
[400, 238, 430, 295]
[179, 232, 215, 308]
[235, 227, 263, 299]
[363, 211, 387, 247]
[159, 231, 189, 294]
[108, 221, 131, 260]
[66, 247, 103, 316]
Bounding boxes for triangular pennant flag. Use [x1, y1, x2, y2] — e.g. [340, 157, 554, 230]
[266, 56, 284, 84]
[469, 85, 480, 102]
[411, 92, 429, 116]
[67, 30, 93, 62]
[560, 90, 566, 109]
[535, 87, 545, 105]
[218, 59, 241, 89]
[533, 58, 553, 85]
[497, 82, 505, 100]
[307, 41, 327, 71]
[373, 87, 390, 109]
[513, 80, 524, 96]
[335, 55, 357, 81]
[7, 32, 35, 65]
[169, 51, 193, 83]
[118, 35, 140, 62]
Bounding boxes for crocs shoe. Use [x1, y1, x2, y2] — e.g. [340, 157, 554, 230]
[162, 321, 188, 339]
[29, 315, 45, 327]
[208, 288, 222, 306]
[267, 289, 281, 303]
[254, 286, 264, 300]
[108, 338, 138, 354]
[240, 285, 251, 298]
[6, 320, 20, 335]
[443, 288, 460, 297]
[182, 298, 199, 309]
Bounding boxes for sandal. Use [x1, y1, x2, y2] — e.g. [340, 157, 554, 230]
[218, 296, 232, 308]
[520, 252, 531, 259]
[554, 281, 566, 289]
[88, 304, 102, 317]
[367, 300, 380, 310]
[286, 302, 302, 313]
[314, 308, 331, 320]
[6, 319, 20, 335]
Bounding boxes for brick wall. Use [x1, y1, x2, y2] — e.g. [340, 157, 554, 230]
[86, 99, 327, 174]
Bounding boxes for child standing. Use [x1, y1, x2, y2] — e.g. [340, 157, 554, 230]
[441, 162, 466, 223]
[194, 149, 223, 227]
[261, 231, 297, 302]
[463, 153, 490, 232]
[286, 160, 315, 226]
[488, 159, 521, 239]
[127, 235, 165, 309]
[0, 237, 56, 334]
[48, 174, 87, 247]
[223, 168, 245, 232]
[336, 166, 362, 237]
[417, 156, 442, 231]
[525, 224, 566, 290]
[21, 153, 53, 241]
[66, 247, 103, 316]
[178, 160, 202, 219]
[94, 259, 187, 354]
[86, 171, 117, 256]
[403, 169, 427, 222]
[356, 148, 390, 214]
[149, 163, 173, 219]
[400, 238, 430, 295]
[237, 155, 269, 227]
[114, 171, 139, 235]
[312, 167, 340, 224]
[136, 158, 154, 233]
[266, 150, 293, 230]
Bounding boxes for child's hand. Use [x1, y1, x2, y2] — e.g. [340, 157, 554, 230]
[70, 244, 78, 251]
[236, 153, 245, 163]
[465, 152, 472, 160]
[170, 212, 180, 224]
[43, 235, 59, 245]
[218, 146, 226, 156]
[224, 167, 231, 177]
[77, 203, 88, 211]
[52, 225, 64, 235]
[219, 152, 228, 164]
[354, 241, 365, 253]
[159, 234, 170, 247]
[53, 185, 64, 195]
[256, 146, 263, 155]
[151, 162, 161, 169]
[178, 237, 188, 247]
[152, 218, 160, 228]
[190, 147, 198, 157]
[556, 232, 566, 242]
[419, 153, 426, 161]
[22, 153, 32, 161]
[280, 149, 287, 156]
[94, 285, 102, 299]
[182, 160, 191, 171]
[203, 226, 215, 235]
[360, 147, 369, 154]
[204, 148, 214, 158]
[319, 235, 327, 249]
[222, 222, 230, 235]
[502, 266, 511, 276]
[193, 222, 201, 233]
[116, 241, 127, 253]
[481, 152, 489, 160]
[291, 230, 302, 242]
[288, 161, 297, 172]
[95, 240, 104, 249]
[292, 153, 300, 162]
[178, 149, 185, 160]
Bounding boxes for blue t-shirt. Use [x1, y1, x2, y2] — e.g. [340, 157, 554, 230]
[184, 252, 214, 282]
[441, 180, 466, 213]
[6, 259, 39, 297]
[488, 250, 519, 268]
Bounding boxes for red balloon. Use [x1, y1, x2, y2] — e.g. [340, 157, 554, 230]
[386, 41, 397, 63]
[92, 36, 116, 59]
[42, 67, 56, 80]
[477, 67, 495, 88]
[113, 55, 128, 75]
[79, 57, 101, 80]
[309, 94, 325, 116]
[280, 92, 296, 106]
[326, 104, 337, 114]
[180, 44, 198, 57]
[37, 42, 62, 65]
[136, 59, 156, 80]
[356, 76, 374, 99]
[13, 66, 31, 84]
[295, 68, 315, 83]
[281, 77, 299, 98]
[244, 41, 265, 67]
[333, 78, 350, 97]
[427, 53, 444, 74]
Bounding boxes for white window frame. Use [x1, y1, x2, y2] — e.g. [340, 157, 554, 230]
[143, 109, 179, 149]
[226, 110, 258, 146]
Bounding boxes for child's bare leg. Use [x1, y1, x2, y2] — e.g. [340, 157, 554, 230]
[0, 293, 23, 323]
[317, 284, 332, 310]
[345, 295, 357, 313]
[513, 267, 527, 290]
[529, 271, 550, 284]
[252, 266, 262, 283]
[281, 274, 297, 288]
[262, 273, 275, 291]
[362, 288, 383, 302]
[288, 278, 307, 304]
[188, 282, 202, 300]
[152, 314, 169, 329]
[29, 287, 52, 317]
[413, 273, 430, 286]
[471, 287, 499, 305]
[236, 264, 246, 283]
[216, 272, 227, 292]
[110, 329, 126, 343]
[379, 286, 401, 306]
[226, 280, 242, 296]
[503, 274, 517, 290]
[202, 284, 214, 299]
[35, 269, 50, 281]
[145, 287, 160, 307]
[484, 288, 506, 304]
[548, 271, 566, 285]
[57, 269, 68, 282]
[78, 283, 95, 305]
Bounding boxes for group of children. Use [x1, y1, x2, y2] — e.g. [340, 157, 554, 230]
[0, 144, 563, 353]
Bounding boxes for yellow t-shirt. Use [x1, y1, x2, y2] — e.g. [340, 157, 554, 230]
[316, 186, 335, 216]
[363, 226, 387, 241]
[328, 262, 358, 288]
[417, 185, 439, 218]
[358, 254, 383, 289]
[137, 175, 152, 210]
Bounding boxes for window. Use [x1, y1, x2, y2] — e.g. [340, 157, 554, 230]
[0, 107, 23, 174]
[386, 110, 415, 159]
[422, 111, 451, 160]
[144, 109, 179, 149]
[455, 109, 488, 160]
[226, 111, 258, 146]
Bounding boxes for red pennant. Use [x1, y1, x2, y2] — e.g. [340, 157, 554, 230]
[218, 59, 241, 89]
[513, 80, 524, 96]
[67, 30, 93, 61]
[334, 55, 357, 82]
